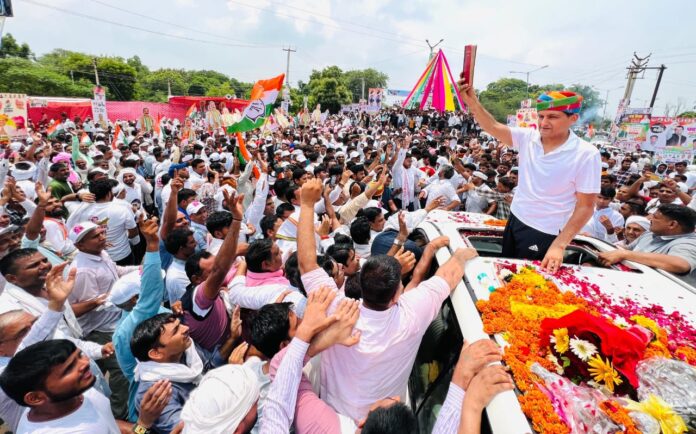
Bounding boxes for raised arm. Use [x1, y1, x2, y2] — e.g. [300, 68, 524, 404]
[25, 182, 51, 241]
[456, 80, 513, 146]
[160, 174, 183, 240]
[435, 248, 478, 291]
[297, 178, 323, 274]
[202, 190, 244, 299]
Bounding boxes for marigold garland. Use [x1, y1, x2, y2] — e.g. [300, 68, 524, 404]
[599, 400, 641, 434]
[476, 265, 696, 433]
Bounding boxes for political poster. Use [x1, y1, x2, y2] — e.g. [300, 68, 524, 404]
[358, 98, 367, 113]
[0, 93, 28, 144]
[384, 89, 410, 107]
[367, 88, 383, 113]
[91, 86, 109, 129]
[507, 114, 517, 127]
[650, 117, 696, 163]
[615, 108, 651, 153]
[516, 108, 538, 130]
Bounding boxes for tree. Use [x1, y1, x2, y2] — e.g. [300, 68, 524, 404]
[310, 77, 352, 114]
[96, 58, 137, 100]
[478, 78, 529, 122]
[139, 69, 188, 101]
[677, 111, 696, 118]
[0, 57, 92, 97]
[343, 68, 388, 102]
[567, 84, 602, 124]
[0, 34, 33, 59]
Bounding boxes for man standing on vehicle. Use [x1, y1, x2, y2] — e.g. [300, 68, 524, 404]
[457, 83, 601, 273]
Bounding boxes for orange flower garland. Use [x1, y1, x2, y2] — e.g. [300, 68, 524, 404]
[476, 271, 597, 433]
[599, 400, 641, 434]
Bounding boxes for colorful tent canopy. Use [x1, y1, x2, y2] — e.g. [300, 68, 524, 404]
[402, 49, 464, 113]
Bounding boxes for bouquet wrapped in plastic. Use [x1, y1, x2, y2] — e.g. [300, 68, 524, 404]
[531, 363, 619, 433]
[635, 357, 696, 431]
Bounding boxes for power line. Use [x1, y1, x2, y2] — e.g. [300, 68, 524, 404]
[86, 0, 280, 48]
[24, 0, 278, 49]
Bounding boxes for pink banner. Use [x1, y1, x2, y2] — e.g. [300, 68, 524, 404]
[28, 97, 248, 124]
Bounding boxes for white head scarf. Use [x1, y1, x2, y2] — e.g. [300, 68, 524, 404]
[180, 364, 260, 434]
[626, 215, 650, 231]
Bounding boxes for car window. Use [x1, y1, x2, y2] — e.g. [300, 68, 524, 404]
[408, 299, 467, 433]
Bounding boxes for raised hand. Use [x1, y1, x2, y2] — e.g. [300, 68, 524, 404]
[222, 189, 245, 220]
[295, 285, 337, 342]
[309, 298, 361, 356]
[138, 215, 160, 246]
[395, 246, 416, 276]
[300, 178, 324, 206]
[228, 341, 249, 365]
[46, 263, 77, 311]
[138, 380, 173, 429]
[229, 305, 242, 342]
[317, 215, 331, 237]
[35, 181, 52, 207]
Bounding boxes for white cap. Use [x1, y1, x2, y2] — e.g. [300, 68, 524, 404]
[336, 151, 346, 158]
[68, 222, 100, 244]
[186, 201, 206, 215]
[349, 151, 360, 159]
[209, 152, 221, 162]
[296, 155, 307, 163]
[182, 154, 193, 162]
[109, 270, 141, 305]
[472, 171, 488, 181]
[281, 151, 290, 158]
[365, 199, 387, 214]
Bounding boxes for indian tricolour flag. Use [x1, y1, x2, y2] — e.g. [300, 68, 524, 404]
[153, 113, 165, 141]
[186, 104, 198, 120]
[227, 74, 285, 134]
[80, 132, 92, 146]
[113, 123, 128, 148]
[47, 121, 63, 139]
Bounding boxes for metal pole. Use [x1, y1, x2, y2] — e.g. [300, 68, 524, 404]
[649, 65, 666, 109]
[525, 72, 530, 99]
[361, 77, 365, 100]
[282, 46, 296, 89]
[92, 58, 100, 86]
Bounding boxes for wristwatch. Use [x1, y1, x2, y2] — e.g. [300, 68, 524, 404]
[133, 424, 151, 434]
[393, 238, 405, 247]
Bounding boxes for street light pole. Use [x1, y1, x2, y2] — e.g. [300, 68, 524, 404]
[510, 65, 549, 99]
[425, 38, 444, 60]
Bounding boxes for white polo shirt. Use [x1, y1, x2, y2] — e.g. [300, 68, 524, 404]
[510, 127, 601, 235]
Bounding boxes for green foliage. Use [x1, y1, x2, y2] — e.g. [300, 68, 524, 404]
[478, 78, 605, 123]
[293, 66, 375, 114]
[0, 57, 92, 97]
[0, 34, 33, 59]
[677, 111, 696, 118]
[0, 34, 255, 102]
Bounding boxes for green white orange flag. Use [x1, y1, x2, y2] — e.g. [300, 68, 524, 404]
[186, 104, 198, 120]
[153, 113, 164, 141]
[113, 123, 128, 148]
[80, 132, 92, 146]
[47, 121, 63, 139]
[227, 74, 285, 134]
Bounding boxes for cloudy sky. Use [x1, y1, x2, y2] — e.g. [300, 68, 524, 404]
[5, 0, 696, 116]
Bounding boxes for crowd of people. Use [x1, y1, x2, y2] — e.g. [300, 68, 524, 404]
[0, 82, 693, 434]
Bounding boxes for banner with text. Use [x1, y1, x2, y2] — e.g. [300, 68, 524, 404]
[0, 93, 28, 144]
[650, 117, 696, 163]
